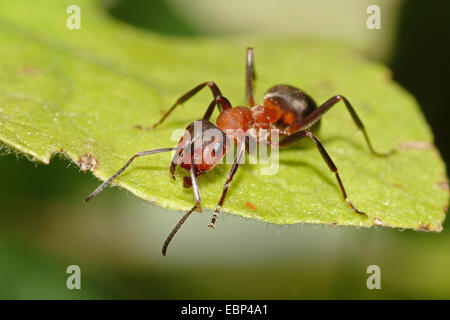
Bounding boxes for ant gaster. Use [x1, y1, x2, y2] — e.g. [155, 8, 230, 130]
[85, 47, 393, 256]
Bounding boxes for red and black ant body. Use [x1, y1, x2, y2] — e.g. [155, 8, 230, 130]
[85, 47, 392, 255]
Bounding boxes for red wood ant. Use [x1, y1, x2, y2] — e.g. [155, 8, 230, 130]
[85, 47, 392, 256]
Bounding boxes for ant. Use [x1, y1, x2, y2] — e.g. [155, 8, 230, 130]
[85, 47, 393, 256]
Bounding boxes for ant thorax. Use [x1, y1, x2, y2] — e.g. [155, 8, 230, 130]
[215, 104, 279, 147]
[245, 126, 279, 149]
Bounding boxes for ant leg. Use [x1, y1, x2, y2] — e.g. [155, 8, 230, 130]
[246, 46, 256, 107]
[84, 147, 175, 202]
[137, 81, 231, 130]
[305, 130, 367, 217]
[286, 95, 394, 157]
[162, 165, 201, 256]
[279, 130, 310, 147]
[202, 95, 232, 121]
[209, 138, 247, 228]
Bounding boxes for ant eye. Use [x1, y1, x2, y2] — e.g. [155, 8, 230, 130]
[212, 142, 222, 155]
[213, 142, 221, 151]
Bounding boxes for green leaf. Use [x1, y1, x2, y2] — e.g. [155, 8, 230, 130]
[0, 0, 448, 231]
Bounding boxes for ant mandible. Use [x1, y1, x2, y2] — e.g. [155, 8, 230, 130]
[85, 47, 392, 256]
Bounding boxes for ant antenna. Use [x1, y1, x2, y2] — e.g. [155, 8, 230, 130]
[162, 165, 201, 256]
[162, 203, 198, 256]
[84, 147, 175, 202]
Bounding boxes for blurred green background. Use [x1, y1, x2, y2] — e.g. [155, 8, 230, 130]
[0, 0, 449, 299]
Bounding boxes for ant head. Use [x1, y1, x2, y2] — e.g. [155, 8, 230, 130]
[171, 119, 228, 184]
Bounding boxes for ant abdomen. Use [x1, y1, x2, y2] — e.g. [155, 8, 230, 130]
[263, 84, 320, 132]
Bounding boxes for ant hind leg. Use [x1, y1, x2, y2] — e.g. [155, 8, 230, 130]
[305, 130, 367, 217]
[286, 94, 394, 157]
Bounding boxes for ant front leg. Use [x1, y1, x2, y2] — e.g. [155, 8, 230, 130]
[246, 46, 256, 107]
[209, 138, 247, 228]
[136, 81, 231, 130]
[286, 95, 394, 157]
[162, 165, 202, 256]
[202, 95, 232, 121]
[304, 130, 367, 217]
